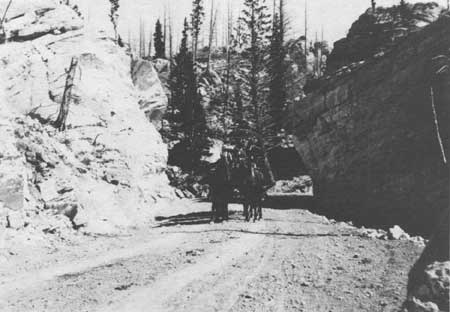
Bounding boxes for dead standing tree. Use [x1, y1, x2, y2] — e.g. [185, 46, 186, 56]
[0, 0, 13, 43]
[54, 57, 79, 131]
[206, 0, 218, 73]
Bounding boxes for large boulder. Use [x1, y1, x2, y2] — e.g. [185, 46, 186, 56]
[405, 208, 449, 311]
[0, 0, 173, 233]
[132, 58, 168, 129]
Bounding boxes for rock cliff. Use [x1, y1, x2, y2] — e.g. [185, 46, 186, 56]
[292, 15, 450, 236]
[327, 2, 444, 73]
[0, 0, 173, 234]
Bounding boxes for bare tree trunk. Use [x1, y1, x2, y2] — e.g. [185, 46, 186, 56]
[148, 27, 152, 59]
[192, 38, 196, 63]
[224, 0, 232, 101]
[263, 149, 276, 186]
[142, 20, 146, 58]
[273, 0, 277, 20]
[222, 0, 232, 142]
[192, 30, 198, 64]
[139, 19, 141, 58]
[164, 8, 167, 59]
[206, 0, 215, 73]
[139, 18, 143, 58]
[169, 11, 173, 63]
[127, 28, 131, 48]
[0, 0, 13, 42]
[54, 57, 78, 132]
[304, 0, 308, 72]
[430, 87, 447, 164]
[0, 0, 12, 23]
[320, 26, 324, 77]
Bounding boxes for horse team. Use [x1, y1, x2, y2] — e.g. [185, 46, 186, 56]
[209, 145, 272, 223]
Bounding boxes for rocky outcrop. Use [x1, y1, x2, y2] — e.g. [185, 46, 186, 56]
[292, 16, 450, 236]
[3, 1, 83, 42]
[405, 208, 449, 312]
[0, 0, 173, 234]
[405, 261, 450, 311]
[132, 58, 168, 129]
[327, 2, 444, 73]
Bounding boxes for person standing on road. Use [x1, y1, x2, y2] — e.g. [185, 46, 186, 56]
[209, 149, 233, 222]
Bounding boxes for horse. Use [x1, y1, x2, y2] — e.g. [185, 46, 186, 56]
[232, 147, 251, 219]
[233, 146, 267, 222]
[209, 149, 234, 222]
[242, 161, 266, 222]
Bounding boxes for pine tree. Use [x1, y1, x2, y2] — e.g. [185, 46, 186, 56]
[169, 19, 189, 120]
[229, 84, 248, 147]
[169, 19, 208, 171]
[109, 0, 120, 42]
[190, 98, 208, 170]
[183, 51, 207, 171]
[399, 0, 407, 17]
[232, 17, 246, 51]
[398, 0, 413, 28]
[371, 0, 376, 12]
[223, 1, 233, 140]
[239, 0, 271, 133]
[268, 0, 288, 132]
[154, 19, 166, 59]
[234, 85, 245, 124]
[239, 0, 271, 127]
[239, 0, 275, 183]
[191, 0, 205, 62]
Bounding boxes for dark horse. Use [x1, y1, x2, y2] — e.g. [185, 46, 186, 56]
[233, 146, 269, 222]
[209, 149, 234, 222]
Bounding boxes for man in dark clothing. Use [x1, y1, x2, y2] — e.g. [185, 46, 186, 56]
[209, 149, 234, 222]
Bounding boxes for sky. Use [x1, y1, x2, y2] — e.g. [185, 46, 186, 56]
[118, 0, 448, 51]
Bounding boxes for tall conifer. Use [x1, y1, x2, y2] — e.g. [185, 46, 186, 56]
[268, 0, 287, 132]
[154, 19, 166, 59]
[239, 0, 275, 183]
[191, 0, 205, 62]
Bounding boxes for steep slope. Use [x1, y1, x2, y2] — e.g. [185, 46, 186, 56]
[292, 16, 450, 236]
[0, 0, 173, 234]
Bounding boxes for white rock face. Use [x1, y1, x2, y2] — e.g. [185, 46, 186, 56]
[389, 225, 411, 240]
[132, 59, 168, 129]
[0, 0, 173, 233]
[4, 2, 83, 41]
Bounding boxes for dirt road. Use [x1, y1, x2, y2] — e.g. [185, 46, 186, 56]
[0, 201, 423, 312]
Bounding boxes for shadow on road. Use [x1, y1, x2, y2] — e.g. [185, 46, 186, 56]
[154, 209, 355, 238]
[154, 210, 242, 227]
[161, 229, 355, 239]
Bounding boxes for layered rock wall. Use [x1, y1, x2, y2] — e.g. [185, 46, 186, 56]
[293, 16, 450, 236]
